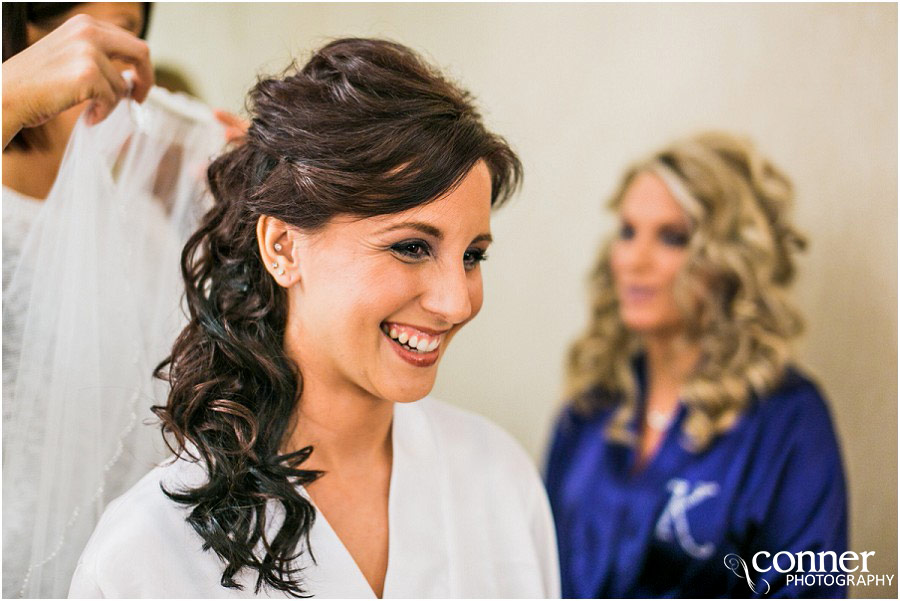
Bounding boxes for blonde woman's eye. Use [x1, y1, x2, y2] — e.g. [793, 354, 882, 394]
[619, 224, 635, 240]
[661, 230, 689, 247]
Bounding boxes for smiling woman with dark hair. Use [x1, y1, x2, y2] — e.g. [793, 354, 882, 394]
[69, 38, 560, 598]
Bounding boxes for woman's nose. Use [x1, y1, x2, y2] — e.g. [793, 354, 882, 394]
[419, 263, 473, 325]
[623, 237, 654, 272]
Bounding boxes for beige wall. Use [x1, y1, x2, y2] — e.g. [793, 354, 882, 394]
[148, 4, 897, 595]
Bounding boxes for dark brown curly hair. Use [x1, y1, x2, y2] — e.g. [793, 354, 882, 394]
[152, 37, 521, 596]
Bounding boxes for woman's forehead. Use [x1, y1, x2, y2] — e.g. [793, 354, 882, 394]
[331, 165, 493, 236]
[620, 172, 688, 224]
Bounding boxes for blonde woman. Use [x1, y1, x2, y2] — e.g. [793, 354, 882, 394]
[545, 132, 847, 597]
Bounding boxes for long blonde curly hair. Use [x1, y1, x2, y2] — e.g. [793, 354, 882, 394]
[566, 132, 808, 450]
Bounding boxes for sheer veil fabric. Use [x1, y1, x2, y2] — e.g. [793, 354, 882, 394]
[2, 88, 225, 597]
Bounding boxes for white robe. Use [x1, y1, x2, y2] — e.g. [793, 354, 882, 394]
[68, 397, 561, 598]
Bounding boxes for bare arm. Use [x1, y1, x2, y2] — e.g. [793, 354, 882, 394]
[2, 13, 153, 149]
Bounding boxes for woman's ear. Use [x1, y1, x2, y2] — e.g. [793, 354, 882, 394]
[257, 215, 299, 288]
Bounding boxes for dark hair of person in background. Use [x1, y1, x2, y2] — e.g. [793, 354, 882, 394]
[1, 2, 153, 151]
[151, 37, 522, 597]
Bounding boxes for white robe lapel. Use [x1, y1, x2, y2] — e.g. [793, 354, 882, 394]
[381, 400, 452, 598]
[295, 493, 376, 598]
[297, 400, 452, 599]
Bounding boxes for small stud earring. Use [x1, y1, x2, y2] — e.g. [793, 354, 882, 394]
[272, 262, 279, 269]
[274, 243, 282, 252]
[277, 268, 286, 276]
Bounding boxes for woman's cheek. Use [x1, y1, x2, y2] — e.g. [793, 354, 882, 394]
[610, 242, 628, 279]
[469, 281, 484, 320]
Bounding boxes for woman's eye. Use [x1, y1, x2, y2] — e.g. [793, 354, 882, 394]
[661, 230, 690, 247]
[463, 249, 488, 271]
[391, 240, 431, 260]
[619, 224, 635, 240]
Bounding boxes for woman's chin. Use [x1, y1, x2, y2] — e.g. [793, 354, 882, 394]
[620, 312, 657, 334]
[377, 375, 437, 404]
[621, 316, 683, 339]
[393, 395, 428, 405]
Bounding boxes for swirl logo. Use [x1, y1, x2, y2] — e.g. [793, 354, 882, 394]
[724, 553, 771, 595]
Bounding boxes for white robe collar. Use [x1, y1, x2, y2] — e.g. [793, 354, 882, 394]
[295, 401, 452, 598]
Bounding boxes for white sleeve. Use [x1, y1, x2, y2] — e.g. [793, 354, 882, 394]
[68, 562, 105, 599]
[529, 473, 562, 599]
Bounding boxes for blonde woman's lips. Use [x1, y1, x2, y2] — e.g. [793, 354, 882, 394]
[624, 286, 656, 302]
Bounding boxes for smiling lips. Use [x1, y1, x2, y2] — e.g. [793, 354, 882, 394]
[381, 322, 445, 367]
[623, 285, 656, 303]
[382, 322, 443, 352]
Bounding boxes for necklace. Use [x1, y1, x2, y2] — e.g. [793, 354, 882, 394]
[645, 408, 676, 431]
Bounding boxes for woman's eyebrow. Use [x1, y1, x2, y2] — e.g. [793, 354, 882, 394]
[378, 221, 443, 239]
[377, 222, 492, 244]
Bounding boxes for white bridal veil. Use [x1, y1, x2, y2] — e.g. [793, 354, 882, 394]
[2, 88, 225, 597]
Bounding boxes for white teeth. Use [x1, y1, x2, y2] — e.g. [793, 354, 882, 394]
[384, 324, 442, 353]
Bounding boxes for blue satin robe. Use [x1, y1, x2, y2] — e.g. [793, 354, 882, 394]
[545, 363, 848, 598]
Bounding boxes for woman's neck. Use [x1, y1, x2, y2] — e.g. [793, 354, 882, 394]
[643, 333, 701, 411]
[633, 333, 701, 469]
[3, 108, 80, 200]
[285, 374, 394, 474]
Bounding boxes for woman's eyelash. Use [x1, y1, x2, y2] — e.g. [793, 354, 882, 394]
[390, 240, 488, 270]
[390, 240, 432, 259]
[463, 249, 488, 269]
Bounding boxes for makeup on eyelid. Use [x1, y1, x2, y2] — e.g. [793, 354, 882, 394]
[389, 239, 489, 270]
[619, 222, 690, 247]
